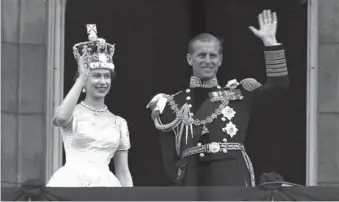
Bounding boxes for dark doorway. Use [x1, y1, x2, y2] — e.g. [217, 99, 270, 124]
[64, 0, 307, 186]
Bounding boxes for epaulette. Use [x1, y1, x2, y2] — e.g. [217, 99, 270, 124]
[239, 78, 262, 92]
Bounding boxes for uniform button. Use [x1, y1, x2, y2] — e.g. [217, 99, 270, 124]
[199, 153, 205, 157]
[186, 96, 191, 101]
[190, 112, 194, 116]
[221, 117, 226, 121]
[222, 149, 227, 153]
[223, 138, 227, 143]
[197, 142, 202, 146]
[217, 86, 221, 89]
[188, 104, 192, 108]
[186, 89, 191, 93]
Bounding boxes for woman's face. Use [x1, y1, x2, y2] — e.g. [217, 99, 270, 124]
[85, 68, 112, 98]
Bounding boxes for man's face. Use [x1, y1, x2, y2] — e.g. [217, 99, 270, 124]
[187, 40, 223, 80]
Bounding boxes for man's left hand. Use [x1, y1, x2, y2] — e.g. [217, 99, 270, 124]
[249, 10, 280, 46]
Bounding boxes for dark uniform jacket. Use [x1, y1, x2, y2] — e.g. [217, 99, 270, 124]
[156, 45, 289, 186]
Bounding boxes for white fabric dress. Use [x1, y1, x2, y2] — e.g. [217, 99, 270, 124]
[47, 106, 131, 187]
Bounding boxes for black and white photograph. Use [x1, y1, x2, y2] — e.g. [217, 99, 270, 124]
[1, 0, 339, 200]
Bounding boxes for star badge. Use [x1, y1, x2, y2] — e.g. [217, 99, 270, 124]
[222, 121, 238, 138]
[222, 106, 236, 120]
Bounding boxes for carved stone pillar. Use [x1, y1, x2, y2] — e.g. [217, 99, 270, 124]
[45, 0, 67, 183]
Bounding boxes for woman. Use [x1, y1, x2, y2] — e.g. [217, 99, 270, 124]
[47, 25, 133, 187]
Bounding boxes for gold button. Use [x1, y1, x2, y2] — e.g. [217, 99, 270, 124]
[186, 96, 191, 101]
[223, 138, 227, 143]
[186, 89, 191, 93]
[222, 149, 227, 153]
[197, 143, 202, 146]
[199, 153, 205, 157]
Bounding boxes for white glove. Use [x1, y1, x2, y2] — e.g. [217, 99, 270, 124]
[146, 93, 169, 119]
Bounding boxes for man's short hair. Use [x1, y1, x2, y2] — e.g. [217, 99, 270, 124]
[188, 33, 223, 54]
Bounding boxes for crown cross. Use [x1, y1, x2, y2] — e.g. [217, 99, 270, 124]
[86, 24, 97, 35]
[72, 24, 115, 71]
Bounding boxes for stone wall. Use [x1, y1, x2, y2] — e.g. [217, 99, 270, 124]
[318, 0, 339, 186]
[1, 0, 47, 186]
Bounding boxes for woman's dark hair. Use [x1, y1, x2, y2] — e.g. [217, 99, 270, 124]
[73, 69, 116, 82]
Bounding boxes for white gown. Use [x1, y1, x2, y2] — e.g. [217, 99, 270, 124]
[47, 106, 131, 187]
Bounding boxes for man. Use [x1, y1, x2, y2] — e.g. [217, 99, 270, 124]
[147, 10, 289, 186]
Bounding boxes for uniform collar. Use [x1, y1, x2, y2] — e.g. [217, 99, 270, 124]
[189, 76, 219, 88]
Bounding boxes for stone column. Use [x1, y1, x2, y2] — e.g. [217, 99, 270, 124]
[318, 0, 339, 186]
[45, 0, 67, 182]
[1, 0, 47, 185]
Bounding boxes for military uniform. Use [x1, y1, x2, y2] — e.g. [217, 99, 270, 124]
[151, 45, 289, 186]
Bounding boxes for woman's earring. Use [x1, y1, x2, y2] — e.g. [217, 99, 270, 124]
[82, 88, 86, 93]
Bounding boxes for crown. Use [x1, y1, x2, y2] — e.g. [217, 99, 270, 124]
[73, 24, 115, 71]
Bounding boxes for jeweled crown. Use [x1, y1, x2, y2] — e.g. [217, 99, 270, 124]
[73, 24, 115, 71]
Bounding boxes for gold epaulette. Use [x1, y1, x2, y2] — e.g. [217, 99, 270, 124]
[239, 78, 262, 92]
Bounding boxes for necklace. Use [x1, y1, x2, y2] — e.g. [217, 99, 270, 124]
[80, 101, 108, 115]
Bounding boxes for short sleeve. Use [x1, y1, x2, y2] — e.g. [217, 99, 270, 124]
[117, 117, 131, 150]
[52, 107, 82, 134]
[52, 107, 74, 129]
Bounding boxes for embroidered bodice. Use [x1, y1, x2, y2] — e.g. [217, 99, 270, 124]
[60, 106, 130, 166]
[47, 106, 130, 187]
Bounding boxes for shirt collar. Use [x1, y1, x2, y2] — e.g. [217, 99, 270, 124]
[189, 76, 219, 88]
